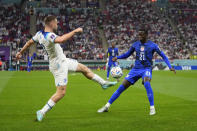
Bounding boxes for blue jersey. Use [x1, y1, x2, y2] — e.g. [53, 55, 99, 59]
[117, 40, 172, 69]
[107, 47, 119, 63]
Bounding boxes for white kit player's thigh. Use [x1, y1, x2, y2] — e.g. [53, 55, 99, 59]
[66, 58, 79, 71]
[49, 58, 68, 87]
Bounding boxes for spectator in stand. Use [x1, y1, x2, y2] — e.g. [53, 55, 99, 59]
[0, 0, 196, 61]
[168, 1, 197, 57]
[99, 0, 190, 59]
[35, 5, 104, 60]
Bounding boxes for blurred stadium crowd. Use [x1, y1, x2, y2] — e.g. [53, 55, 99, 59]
[0, 0, 196, 62]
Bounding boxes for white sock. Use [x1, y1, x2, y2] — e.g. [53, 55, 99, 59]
[92, 74, 106, 85]
[40, 99, 56, 115]
[105, 102, 111, 108]
[150, 105, 155, 109]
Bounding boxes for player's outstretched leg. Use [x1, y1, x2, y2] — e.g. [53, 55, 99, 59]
[143, 77, 156, 115]
[76, 63, 117, 89]
[36, 86, 66, 121]
[98, 80, 130, 113]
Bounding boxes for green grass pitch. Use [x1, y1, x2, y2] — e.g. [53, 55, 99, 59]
[0, 70, 197, 131]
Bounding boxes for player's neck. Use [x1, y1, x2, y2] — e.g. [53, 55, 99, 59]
[140, 39, 147, 44]
[44, 26, 53, 33]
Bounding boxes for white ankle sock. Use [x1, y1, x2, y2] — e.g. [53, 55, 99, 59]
[40, 99, 56, 114]
[92, 74, 106, 85]
[105, 102, 111, 108]
[150, 105, 155, 109]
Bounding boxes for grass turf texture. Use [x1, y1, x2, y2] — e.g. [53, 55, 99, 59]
[0, 70, 196, 131]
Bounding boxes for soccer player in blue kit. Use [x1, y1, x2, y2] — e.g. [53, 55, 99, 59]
[98, 27, 176, 115]
[106, 42, 119, 80]
[27, 54, 33, 72]
[27, 53, 36, 72]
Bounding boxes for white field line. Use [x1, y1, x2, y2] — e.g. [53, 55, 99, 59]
[0, 72, 15, 94]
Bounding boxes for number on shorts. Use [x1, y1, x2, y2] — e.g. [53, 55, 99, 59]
[145, 71, 151, 76]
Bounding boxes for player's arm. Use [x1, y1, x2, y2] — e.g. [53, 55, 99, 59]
[155, 45, 176, 74]
[54, 28, 83, 43]
[112, 46, 134, 61]
[16, 39, 34, 60]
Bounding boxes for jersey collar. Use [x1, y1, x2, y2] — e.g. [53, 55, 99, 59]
[139, 40, 150, 46]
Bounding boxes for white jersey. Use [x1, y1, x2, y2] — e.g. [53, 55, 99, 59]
[32, 30, 66, 61]
[32, 30, 78, 87]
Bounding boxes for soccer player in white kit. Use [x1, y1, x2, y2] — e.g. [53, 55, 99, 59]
[16, 16, 117, 121]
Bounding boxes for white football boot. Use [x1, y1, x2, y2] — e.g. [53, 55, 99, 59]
[102, 81, 117, 89]
[150, 106, 156, 115]
[97, 106, 109, 113]
[36, 110, 44, 121]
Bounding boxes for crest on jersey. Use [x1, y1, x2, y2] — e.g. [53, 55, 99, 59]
[50, 34, 55, 39]
[140, 46, 145, 51]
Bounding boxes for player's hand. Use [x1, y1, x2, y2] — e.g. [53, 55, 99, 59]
[170, 67, 176, 74]
[16, 52, 22, 60]
[112, 57, 117, 61]
[74, 28, 83, 33]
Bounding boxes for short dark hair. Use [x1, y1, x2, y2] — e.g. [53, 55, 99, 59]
[44, 16, 57, 25]
[139, 26, 148, 35]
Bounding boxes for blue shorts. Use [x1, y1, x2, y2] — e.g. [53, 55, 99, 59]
[108, 61, 118, 68]
[125, 68, 152, 85]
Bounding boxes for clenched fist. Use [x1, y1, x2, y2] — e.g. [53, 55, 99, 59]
[16, 52, 22, 60]
[112, 57, 117, 61]
[74, 28, 83, 33]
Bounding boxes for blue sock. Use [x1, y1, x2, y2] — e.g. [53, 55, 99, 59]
[107, 67, 110, 78]
[108, 84, 126, 104]
[144, 81, 154, 106]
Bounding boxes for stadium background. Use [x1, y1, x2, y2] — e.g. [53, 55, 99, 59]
[0, 0, 197, 131]
[0, 0, 196, 71]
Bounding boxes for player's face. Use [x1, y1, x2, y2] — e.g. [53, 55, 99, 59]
[51, 19, 58, 32]
[138, 31, 147, 41]
[111, 43, 115, 48]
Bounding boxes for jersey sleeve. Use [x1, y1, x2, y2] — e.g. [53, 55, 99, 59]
[117, 44, 135, 59]
[154, 44, 162, 55]
[155, 44, 172, 69]
[32, 32, 40, 43]
[47, 33, 58, 43]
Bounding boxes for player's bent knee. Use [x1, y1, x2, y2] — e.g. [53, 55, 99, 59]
[122, 80, 131, 88]
[144, 77, 151, 82]
[57, 86, 67, 97]
[60, 89, 66, 97]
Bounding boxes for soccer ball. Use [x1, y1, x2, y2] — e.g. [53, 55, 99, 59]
[110, 67, 123, 78]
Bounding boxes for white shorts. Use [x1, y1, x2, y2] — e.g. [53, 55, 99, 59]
[49, 57, 78, 86]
